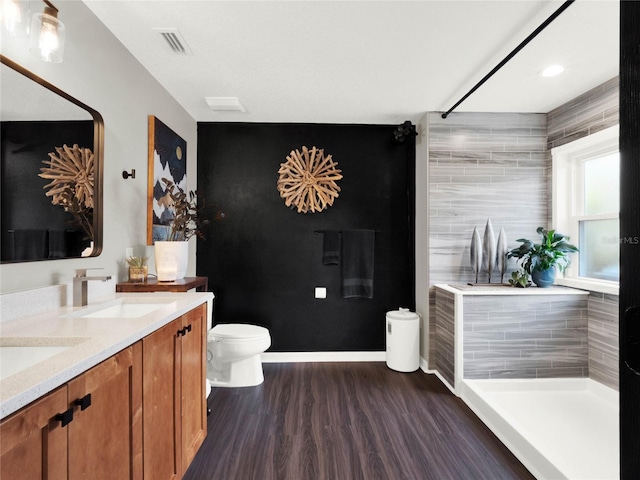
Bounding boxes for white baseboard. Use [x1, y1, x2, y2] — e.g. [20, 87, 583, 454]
[420, 358, 458, 395]
[419, 356, 429, 372]
[262, 351, 386, 363]
[433, 370, 457, 395]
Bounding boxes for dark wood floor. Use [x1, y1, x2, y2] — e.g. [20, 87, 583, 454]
[184, 363, 535, 480]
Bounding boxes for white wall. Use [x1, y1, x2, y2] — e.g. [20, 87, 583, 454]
[0, 1, 197, 294]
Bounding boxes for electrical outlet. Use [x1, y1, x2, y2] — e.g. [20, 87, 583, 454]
[315, 287, 327, 299]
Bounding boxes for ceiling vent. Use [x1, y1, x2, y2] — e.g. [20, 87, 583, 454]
[205, 97, 246, 112]
[154, 28, 192, 55]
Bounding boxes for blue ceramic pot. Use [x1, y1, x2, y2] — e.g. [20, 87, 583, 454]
[532, 268, 556, 288]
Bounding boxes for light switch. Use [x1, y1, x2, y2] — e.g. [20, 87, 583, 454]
[315, 287, 327, 299]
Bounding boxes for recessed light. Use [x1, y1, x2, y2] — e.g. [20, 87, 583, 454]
[205, 97, 246, 112]
[541, 65, 564, 77]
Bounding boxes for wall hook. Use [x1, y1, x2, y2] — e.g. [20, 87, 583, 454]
[122, 169, 136, 179]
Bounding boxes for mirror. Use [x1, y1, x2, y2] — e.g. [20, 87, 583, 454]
[0, 55, 103, 263]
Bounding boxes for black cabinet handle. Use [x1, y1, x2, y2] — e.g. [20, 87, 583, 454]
[177, 325, 192, 337]
[56, 408, 74, 427]
[74, 393, 92, 411]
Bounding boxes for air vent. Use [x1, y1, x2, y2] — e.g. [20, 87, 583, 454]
[205, 97, 246, 112]
[154, 28, 192, 55]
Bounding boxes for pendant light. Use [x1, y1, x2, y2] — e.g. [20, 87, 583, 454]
[29, 0, 65, 63]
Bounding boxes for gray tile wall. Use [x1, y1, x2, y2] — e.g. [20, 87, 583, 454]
[434, 288, 456, 387]
[587, 292, 619, 390]
[463, 295, 588, 379]
[427, 112, 548, 367]
[547, 77, 619, 150]
[547, 77, 620, 391]
[427, 79, 620, 388]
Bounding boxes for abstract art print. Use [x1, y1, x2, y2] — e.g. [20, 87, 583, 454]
[147, 115, 187, 244]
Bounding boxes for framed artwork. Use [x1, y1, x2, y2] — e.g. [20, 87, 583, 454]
[147, 115, 187, 244]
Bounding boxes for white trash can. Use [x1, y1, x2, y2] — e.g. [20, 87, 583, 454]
[386, 307, 420, 372]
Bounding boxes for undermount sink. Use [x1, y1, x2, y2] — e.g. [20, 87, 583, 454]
[0, 337, 88, 381]
[70, 297, 177, 319]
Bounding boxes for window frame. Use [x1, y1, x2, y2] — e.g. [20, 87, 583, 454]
[551, 125, 619, 295]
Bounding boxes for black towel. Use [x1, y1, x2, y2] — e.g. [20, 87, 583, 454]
[48, 230, 67, 259]
[12, 229, 48, 260]
[322, 231, 341, 265]
[341, 229, 375, 299]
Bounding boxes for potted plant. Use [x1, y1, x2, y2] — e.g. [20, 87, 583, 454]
[155, 178, 222, 281]
[507, 227, 578, 287]
[126, 256, 149, 283]
[508, 269, 531, 288]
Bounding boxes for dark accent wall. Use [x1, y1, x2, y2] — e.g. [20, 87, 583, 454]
[197, 122, 415, 352]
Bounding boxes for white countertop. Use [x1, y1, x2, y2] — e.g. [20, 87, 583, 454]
[435, 283, 590, 295]
[0, 291, 213, 419]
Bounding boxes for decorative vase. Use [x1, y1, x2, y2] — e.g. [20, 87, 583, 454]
[81, 241, 94, 257]
[481, 219, 496, 283]
[128, 266, 148, 283]
[532, 268, 556, 288]
[470, 227, 482, 283]
[154, 241, 189, 281]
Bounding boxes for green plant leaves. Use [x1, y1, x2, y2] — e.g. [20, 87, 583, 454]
[507, 227, 578, 274]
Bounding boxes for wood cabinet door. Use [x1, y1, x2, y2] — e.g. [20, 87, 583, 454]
[180, 304, 207, 473]
[143, 317, 182, 480]
[0, 386, 68, 480]
[67, 343, 142, 480]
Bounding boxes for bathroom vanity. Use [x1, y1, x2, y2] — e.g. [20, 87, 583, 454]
[0, 292, 212, 479]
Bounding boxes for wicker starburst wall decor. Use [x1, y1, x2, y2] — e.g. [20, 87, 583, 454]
[39, 143, 95, 239]
[277, 146, 343, 213]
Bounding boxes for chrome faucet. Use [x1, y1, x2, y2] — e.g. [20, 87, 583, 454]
[73, 268, 112, 307]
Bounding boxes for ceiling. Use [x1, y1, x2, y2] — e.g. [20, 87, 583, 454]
[84, 0, 619, 124]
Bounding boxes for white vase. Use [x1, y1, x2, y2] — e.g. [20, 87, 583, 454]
[154, 241, 189, 281]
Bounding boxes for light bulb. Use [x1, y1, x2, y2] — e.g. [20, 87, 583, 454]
[29, 6, 65, 63]
[38, 16, 59, 60]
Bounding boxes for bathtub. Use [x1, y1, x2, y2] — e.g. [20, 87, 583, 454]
[460, 378, 619, 480]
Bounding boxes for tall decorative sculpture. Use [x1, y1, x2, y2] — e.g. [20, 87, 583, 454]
[470, 227, 482, 284]
[481, 219, 496, 283]
[469, 219, 508, 284]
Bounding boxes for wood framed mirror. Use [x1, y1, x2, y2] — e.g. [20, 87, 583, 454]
[0, 54, 103, 263]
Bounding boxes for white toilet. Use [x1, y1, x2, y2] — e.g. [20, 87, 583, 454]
[207, 323, 271, 388]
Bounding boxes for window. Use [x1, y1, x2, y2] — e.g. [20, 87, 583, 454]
[552, 125, 619, 292]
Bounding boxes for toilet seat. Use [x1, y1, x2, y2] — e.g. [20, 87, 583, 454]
[210, 323, 270, 342]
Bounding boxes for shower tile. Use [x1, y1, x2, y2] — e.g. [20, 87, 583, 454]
[504, 330, 552, 341]
[490, 369, 537, 379]
[536, 367, 585, 378]
[429, 89, 619, 385]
